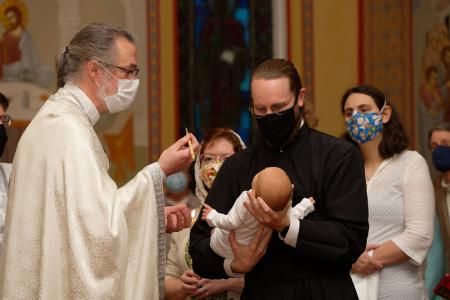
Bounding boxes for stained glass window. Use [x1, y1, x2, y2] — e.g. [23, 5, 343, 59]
[178, 0, 272, 144]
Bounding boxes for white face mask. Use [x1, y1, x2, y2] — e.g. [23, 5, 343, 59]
[95, 64, 140, 113]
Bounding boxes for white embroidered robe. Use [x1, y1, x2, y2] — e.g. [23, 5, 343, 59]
[0, 88, 166, 299]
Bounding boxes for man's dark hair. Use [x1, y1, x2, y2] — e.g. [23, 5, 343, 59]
[251, 58, 317, 127]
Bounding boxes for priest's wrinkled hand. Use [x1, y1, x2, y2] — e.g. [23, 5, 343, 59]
[244, 190, 290, 231]
[159, 133, 200, 176]
[229, 224, 272, 274]
[165, 204, 191, 233]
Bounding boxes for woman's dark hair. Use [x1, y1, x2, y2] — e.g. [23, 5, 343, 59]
[200, 127, 243, 154]
[340, 85, 409, 159]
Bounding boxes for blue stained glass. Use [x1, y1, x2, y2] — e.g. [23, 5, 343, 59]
[240, 69, 250, 92]
[234, 8, 250, 45]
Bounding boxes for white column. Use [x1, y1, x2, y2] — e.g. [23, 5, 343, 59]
[57, 0, 80, 49]
[272, 0, 287, 59]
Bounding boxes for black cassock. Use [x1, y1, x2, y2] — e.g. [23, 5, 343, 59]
[189, 125, 368, 300]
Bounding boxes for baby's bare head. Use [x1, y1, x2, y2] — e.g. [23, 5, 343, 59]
[252, 167, 292, 211]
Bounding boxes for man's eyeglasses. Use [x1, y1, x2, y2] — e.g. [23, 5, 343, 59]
[249, 96, 295, 118]
[98, 61, 139, 80]
[0, 115, 12, 127]
[200, 154, 233, 165]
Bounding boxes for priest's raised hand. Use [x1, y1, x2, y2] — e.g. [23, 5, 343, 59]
[159, 133, 200, 176]
[0, 23, 202, 300]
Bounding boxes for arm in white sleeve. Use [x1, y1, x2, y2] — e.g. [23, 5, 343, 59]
[148, 162, 167, 182]
[279, 207, 300, 247]
[206, 191, 247, 231]
[223, 259, 244, 278]
[391, 154, 435, 265]
[292, 197, 315, 219]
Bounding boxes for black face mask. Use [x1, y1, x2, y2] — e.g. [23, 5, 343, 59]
[256, 105, 299, 147]
[0, 125, 7, 157]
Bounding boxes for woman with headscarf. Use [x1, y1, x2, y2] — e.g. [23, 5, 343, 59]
[165, 128, 246, 300]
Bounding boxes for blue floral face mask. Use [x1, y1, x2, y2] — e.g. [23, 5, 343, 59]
[345, 104, 385, 144]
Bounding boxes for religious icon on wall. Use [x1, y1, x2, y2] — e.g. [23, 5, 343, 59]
[420, 23, 449, 121]
[0, 0, 53, 87]
[419, 20, 450, 154]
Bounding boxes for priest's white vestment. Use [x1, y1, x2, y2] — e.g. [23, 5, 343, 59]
[0, 86, 166, 299]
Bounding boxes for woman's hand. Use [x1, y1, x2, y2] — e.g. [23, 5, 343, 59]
[196, 277, 245, 299]
[195, 278, 226, 299]
[244, 190, 290, 231]
[179, 270, 201, 296]
[351, 244, 383, 276]
[229, 224, 273, 274]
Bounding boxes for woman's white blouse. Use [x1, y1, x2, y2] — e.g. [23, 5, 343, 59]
[366, 150, 434, 299]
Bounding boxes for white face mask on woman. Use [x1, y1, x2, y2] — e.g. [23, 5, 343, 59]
[95, 63, 140, 113]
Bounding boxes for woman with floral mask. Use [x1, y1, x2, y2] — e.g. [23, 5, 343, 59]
[165, 127, 245, 300]
[342, 85, 435, 300]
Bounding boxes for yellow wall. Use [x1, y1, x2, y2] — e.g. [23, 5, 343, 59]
[288, 0, 303, 72]
[159, 0, 177, 149]
[313, 0, 358, 137]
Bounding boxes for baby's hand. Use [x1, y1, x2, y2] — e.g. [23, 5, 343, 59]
[201, 203, 213, 220]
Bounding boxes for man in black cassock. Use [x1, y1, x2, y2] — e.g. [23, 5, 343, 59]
[189, 58, 368, 299]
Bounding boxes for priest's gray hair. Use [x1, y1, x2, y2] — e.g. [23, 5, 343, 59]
[55, 22, 135, 88]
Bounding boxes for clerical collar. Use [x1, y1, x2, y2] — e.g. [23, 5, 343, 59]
[63, 84, 100, 125]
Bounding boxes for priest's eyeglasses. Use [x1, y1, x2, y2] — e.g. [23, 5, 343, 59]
[0, 115, 12, 127]
[200, 154, 233, 165]
[99, 61, 140, 80]
[249, 96, 294, 118]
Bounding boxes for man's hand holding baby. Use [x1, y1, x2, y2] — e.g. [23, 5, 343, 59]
[244, 189, 291, 232]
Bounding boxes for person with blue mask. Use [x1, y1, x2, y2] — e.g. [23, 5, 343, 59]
[342, 85, 435, 300]
[429, 123, 450, 283]
[165, 127, 246, 300]
[165, 170, 201, 210]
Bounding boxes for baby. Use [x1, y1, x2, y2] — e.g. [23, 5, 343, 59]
[202, 167, 315, 264]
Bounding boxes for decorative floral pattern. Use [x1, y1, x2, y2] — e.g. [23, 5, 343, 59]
[346, 111, 383, 143]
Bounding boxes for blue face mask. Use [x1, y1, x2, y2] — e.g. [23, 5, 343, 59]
[346, 111, 384, 144]
[432, 145, 450, 172]
[165, 172, 188, 194]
